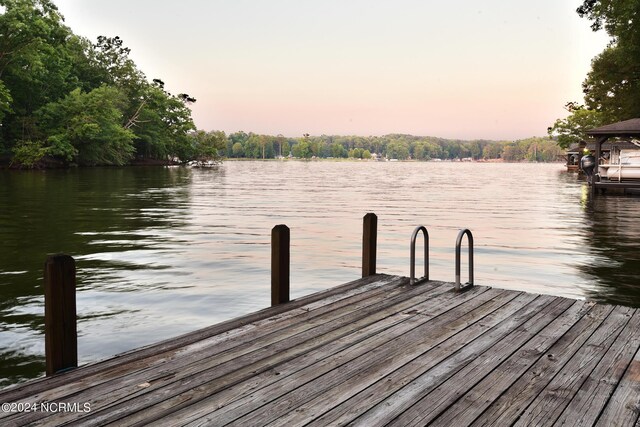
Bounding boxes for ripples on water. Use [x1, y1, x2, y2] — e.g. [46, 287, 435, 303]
[1, 161, 639, 387]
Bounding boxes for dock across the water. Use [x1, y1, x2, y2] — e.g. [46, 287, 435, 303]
[1, 274, 639, 426]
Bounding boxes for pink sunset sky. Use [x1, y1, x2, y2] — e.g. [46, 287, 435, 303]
[55, 0, 609, 140]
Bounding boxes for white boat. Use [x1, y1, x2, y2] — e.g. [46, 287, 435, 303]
[187, 160, 220, 168]
[599, 150, 640, 180]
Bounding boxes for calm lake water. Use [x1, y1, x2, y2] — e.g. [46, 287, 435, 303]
[1, 161, 639, 387]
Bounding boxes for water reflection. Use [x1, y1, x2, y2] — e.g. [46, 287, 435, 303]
[2, 162, 640, 388]
[0, 167, 194, 386]
[578, 191, 640, 306]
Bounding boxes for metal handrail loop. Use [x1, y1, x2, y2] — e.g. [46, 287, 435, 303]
[455, 228, 474, 291]
[410, 226, 429, 285]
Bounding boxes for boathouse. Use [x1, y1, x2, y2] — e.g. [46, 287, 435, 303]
[566, 140, 640, 172]
[584, 118, 640, 193]
[565, 142, 582, 172]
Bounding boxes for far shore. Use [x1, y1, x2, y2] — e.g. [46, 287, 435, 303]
[1, 156, 569, 170]
[222, 157, 562, 163]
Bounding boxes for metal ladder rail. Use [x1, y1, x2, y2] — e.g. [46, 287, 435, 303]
[455, 228, 474, 291]
[410, 226, 429, 285]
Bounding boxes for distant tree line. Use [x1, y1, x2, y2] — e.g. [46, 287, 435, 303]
[0, 0, 223, 168]
[0, 1, 563, 168]
[223, 133, 563, 162]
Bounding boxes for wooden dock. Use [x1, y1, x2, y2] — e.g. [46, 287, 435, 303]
[1, 274, 639, 426]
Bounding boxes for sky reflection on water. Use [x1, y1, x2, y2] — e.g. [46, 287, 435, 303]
[0, 162, 638, 387]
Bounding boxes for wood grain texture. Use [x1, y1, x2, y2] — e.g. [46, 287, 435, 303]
[271, 224, 290, 305]
[431, 300, 595, 427]
[44, 254, 77, 376]
[471, 303, 616, 427]
[556, 309, 640, 427]
[0, 274, 391, 402]
[2, 275, 639, 427]
[361, 213, 377, 277]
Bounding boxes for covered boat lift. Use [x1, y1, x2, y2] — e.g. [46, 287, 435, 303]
[586, 118, 640, 193]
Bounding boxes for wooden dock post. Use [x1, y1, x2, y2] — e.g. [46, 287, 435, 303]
[271, 225, 290, 306]
[362, 213, 377, 277]
[44, 254, 77, 376]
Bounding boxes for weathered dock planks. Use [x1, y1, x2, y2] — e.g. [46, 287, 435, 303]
[1, 274, 639, 426]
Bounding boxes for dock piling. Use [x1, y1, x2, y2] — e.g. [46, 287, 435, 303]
[362, 213, 377, 277]
[271, 225, 290, 306]
[44, 254, 77, 376]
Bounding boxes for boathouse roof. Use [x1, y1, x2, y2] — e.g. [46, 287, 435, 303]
[586, 118, 640, 137]
[567, 140, 640, 154]
[567, 140, 639, 154]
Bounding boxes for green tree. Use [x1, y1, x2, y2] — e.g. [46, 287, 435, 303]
[275, 134, 286, 157]
[88, 38, 196, 161]
[280, 139, 290, 157]
[467, 141, 482, 159]
[386, 141, 409, 160]
[231, 142, 244, 157]
[482, 142, 504, 159]
[0, 0, 198, 165]
[10, 140, 47, 168]
[331, 142, 347, 158]
[88, 35, 146, 101]
[188, 130, 226, 162]
[423, 141, 443, 159]
[570, 1, 640, 122]
[547, 1, 640, 148]
[0, 0, 68, 86]
[582, 46, 640, 122]
[413, 143, 427, 160]
[292, 134, 313, 159]
[502, 144, 522, 162]
[37, 85, 135, 165]
[531, 138, 563, 162]
[243, 134, 262, 158]
[292, 139, 312, 158]
[258, 135, 267, 159]
[0, 80, 12, 123]
[131, 82, 196, 161]
[229, 131, 249, 145]
[548, 102, 604, 149]
[577, 0, 640, 38]
[0, 0, 72, 146]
